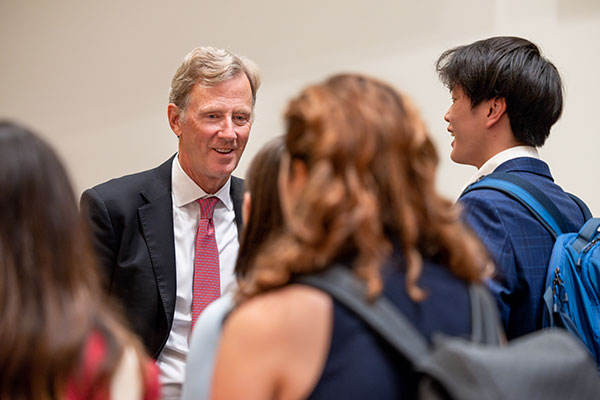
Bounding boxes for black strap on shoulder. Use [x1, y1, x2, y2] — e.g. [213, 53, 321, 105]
[294, 265, 502, 364]
[295, 265, 428, 364]
[468, 284, 503, 345]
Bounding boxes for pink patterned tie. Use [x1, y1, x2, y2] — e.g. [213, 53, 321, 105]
[192, 197, 220, 327]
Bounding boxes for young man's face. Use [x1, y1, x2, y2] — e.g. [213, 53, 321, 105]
[444, 86, 490, 168]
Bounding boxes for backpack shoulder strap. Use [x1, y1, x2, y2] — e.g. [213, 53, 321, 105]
[294, 265, 428, 364]
[572, 217, 600, 253]
[294, 265, 503, 361]
[468, 283, 503, 345]
[461, 172, 567, 239]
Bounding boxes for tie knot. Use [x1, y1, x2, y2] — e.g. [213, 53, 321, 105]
[197, 197, 219, 219]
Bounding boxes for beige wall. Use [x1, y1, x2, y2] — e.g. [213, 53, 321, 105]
[1, 0, 598, 214]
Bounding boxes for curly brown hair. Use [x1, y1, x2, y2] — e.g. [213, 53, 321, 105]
[237, 74, 490, 302]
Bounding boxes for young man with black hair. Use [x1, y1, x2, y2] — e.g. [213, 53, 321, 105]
[436, 36, 587, 339]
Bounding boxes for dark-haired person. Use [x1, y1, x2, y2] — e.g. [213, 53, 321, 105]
[80, 46, 260, 398]
[0, 121, 159, 399]
[182, 136, 285, 400]
[436, 36, 588, 339]
[211, 74, 491, 399]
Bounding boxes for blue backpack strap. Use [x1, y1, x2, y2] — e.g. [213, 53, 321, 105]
[461, 172, 568, 239]
[573, 218, 600, 253]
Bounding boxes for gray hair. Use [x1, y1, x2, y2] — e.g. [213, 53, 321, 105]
[168, 46, 261, 111]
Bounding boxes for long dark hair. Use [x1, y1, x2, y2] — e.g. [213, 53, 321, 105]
[235, 137, 285, 279]
[0, 121, 150, 399]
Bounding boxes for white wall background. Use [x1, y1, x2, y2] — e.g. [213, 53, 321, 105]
[1, 0, 598, 214]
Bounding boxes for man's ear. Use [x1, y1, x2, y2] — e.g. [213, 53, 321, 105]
[485, 97, 507, 129]
[167, 103, 183, 137]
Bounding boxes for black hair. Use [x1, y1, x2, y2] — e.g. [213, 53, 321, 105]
[436, 36, 563, 147]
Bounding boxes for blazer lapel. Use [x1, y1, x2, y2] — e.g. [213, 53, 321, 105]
[230, 176, 245, 237]
[136, 163, 244, 329]
[138, 157, 177, 327]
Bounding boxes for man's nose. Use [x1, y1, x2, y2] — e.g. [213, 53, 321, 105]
[444, 109, 451, 123]
[219, 117, 236, 139]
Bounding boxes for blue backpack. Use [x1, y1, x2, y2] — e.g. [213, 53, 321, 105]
[462, 172, 600, 370]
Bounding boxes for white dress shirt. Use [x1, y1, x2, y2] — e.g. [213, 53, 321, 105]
[460, 146, 541, 193]
[157, 156, 239, 399]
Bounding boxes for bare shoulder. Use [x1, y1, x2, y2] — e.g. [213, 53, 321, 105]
[214, 284, 333, 399]
[224, 284, 331, 342]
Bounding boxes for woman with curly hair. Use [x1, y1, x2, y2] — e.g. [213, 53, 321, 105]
[212, 74, 491, 399]
[0, 121, 160, 399]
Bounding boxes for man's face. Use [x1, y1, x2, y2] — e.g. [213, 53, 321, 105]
[444, 86, 489, 168]
[170, 73, 253, 193]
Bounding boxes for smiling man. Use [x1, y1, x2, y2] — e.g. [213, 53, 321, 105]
[436, 37, 588, 340]
[81, 47, 260, 399]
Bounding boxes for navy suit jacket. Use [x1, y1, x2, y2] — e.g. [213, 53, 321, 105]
[459, 157, 587, 339]
[80, 155, 244, 358]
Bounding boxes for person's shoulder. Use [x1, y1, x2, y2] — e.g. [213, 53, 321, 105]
[230, 175, 245, 192]
[214, 286, 332, 399]
[231, 284, 331, 325]
[459, 187, 510, 213]
[83, 157, 174, 200]
[225, 285, 331, 343]
[231, 175, 244, 185]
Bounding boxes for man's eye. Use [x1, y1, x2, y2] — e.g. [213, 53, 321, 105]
[234, 115, 249, 123]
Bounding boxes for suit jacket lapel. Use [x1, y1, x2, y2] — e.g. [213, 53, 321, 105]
[230, 176, 245, 237]
[136, 162, 244, 330]
[138, 156, 177, 327]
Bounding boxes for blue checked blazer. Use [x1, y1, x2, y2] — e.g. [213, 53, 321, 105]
[459, 157, 587, 339]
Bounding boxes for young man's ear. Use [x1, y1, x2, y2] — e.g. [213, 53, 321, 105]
[485, 97, 507, 129]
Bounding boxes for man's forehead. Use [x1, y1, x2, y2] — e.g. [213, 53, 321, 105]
[191, 82, 252, 109]
[197, 100, 252, 112]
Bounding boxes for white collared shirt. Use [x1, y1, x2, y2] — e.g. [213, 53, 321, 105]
[157, 156, 239, 399]
[460, 146, 541, 193]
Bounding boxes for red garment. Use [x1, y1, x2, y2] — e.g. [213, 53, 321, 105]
[192, 197, 221, 326]
[65, 332, 160, 400]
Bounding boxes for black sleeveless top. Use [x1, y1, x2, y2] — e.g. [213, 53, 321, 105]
[307, 256, 472, 399]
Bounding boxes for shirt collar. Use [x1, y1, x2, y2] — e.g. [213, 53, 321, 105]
[171, 155, 233, 210]
[461, 146, 540, 192]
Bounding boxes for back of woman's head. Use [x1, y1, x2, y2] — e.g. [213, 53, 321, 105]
[284, 74, 439, 239]
[241, 74, 489, 301]
[235, 137, 286, 279]
[0, 121, 147, 399]
[0, 121, 95, 304]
